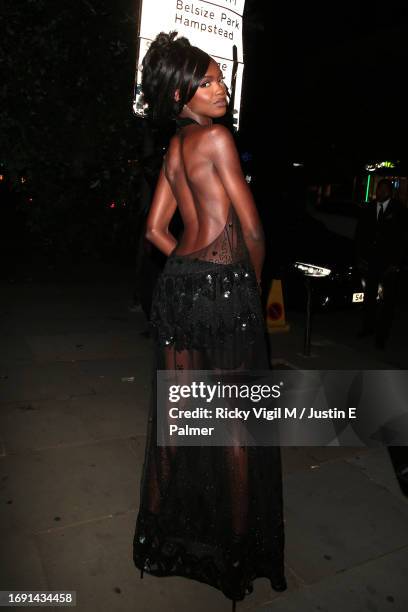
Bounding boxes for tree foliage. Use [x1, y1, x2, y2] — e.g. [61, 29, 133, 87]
[1, 0, 147, 256]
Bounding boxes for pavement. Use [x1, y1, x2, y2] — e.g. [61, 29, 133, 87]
[1, 261, 408, 612]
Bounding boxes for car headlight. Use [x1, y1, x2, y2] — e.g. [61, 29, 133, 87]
[294, 261, 332, 277]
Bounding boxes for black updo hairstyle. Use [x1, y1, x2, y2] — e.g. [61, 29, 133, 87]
[141, 31, 216, 125]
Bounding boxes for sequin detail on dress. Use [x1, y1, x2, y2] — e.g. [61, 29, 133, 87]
[149, 206, 263, 356]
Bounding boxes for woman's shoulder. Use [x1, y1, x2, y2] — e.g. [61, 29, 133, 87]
[198, 123, 236, 157]
[207, 123, 233, 140]
[169, 123, 236, 161]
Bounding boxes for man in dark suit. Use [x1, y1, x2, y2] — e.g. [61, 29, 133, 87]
[354, 178, 408, 349]
[355, 179, 408, 499]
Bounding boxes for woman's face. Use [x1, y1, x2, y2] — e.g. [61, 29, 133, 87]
[187, 59, 228, 118]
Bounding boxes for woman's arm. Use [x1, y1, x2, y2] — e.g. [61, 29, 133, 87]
[208, 124, 265, 283]
[145, 162, 178, 256]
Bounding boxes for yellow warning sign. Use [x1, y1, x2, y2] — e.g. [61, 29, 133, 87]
[266, 279, 290, 333]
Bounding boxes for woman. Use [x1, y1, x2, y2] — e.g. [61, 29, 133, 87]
[133, 31, 286, 610]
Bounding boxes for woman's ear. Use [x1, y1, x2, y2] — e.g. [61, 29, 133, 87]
[174, 89, 180, 102]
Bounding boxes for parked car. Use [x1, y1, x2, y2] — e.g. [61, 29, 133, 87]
[267, 208, 364, 311]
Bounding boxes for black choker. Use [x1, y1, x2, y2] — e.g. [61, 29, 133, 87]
[175, 117, 200, 128]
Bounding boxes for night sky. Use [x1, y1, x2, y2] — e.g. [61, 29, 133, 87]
[247, 1, 408, 162]
[2, 0, 408, 183]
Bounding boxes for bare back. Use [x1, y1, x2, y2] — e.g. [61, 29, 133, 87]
[146, 121, 264, 280]
[164, 124, 231, 255]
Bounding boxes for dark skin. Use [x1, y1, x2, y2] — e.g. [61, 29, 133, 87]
[145, 59, 265, 285]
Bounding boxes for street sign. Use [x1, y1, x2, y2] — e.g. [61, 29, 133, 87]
[133, 0, 246, 130]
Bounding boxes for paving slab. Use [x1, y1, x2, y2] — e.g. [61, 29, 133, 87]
[283, 459, 408, 584]
[258, 545, 408, 611]
[345, 447, 407, 501]
[0, 529, 49, 591]
[0, 437, 145, 533]
[0, 393, 149, 453]
[25, 331, 149, 362]
[0, 354, 152, 403]
[0, 362, 94, 403]
[34, 511, 300, 612]
[76, 356, 152, 396]
[304, 446, 372, 464]
[1, 283, 146, 337]
[281, 447, 372, 475]
[35, 511, 229, 612]
[269, 313, 393, 371]
[1, 312, 145, 337]
[0, 334, 34, 365]
[0, 399, 92, 454]
[281, 447, 322, 474]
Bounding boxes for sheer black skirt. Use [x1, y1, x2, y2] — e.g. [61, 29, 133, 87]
[133, 207, 286, 602]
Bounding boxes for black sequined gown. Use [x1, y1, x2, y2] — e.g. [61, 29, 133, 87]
[133, 118, 286, 604]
